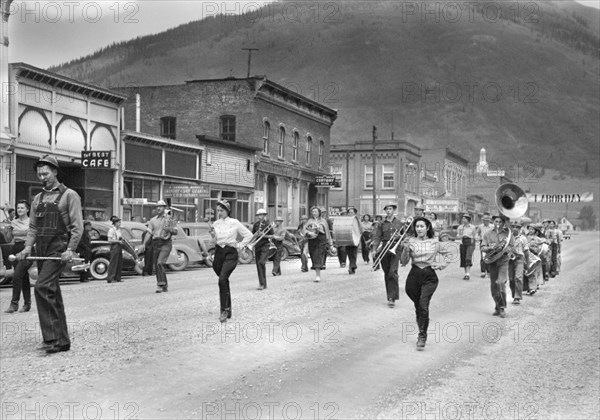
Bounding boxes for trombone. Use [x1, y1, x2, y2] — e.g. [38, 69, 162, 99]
[245, 222, 275, 251]
[372, 217, 414, 271]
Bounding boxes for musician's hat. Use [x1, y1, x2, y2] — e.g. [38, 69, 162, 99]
[482, 213, 492, 221]
[256, 208, 267, 215]
[156, 200, 167, 207]
[275, 215, 284, 222]
[492, 214, 509, 222]
[511, 220, 522, 228]
[383, 203, 397, 211]
[34, 154, 59, 171]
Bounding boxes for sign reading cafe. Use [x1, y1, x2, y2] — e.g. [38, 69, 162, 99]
[81, 151, 111, 169]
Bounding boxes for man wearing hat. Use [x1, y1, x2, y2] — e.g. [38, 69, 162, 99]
[271, 215, 287, 277]
[476, 212, 494, 278]
[340, 207, 360, 274]
[481, 214, 514, 318]
[141, 199, 178, 293]
[16, 154, 83, 354]
[251, 208, 274, 289]
[413, 205, 425, 218]
[508, 221, 528, 305]
[371, 203, 403, 307]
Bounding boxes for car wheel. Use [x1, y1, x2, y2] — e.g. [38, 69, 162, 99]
[280, 247, 289, 261]
[90, 257, 110, 280]
[238, 248, 254, 264]
[168, 251, 188, 271]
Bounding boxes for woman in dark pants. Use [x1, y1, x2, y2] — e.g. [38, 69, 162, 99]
[304, 206, 334, 283]
[106, 216, 123, 283]
[4, 200, 33, 313]
[400, 217, 449, 350]
[209, 200, 253, 323]
[360, 214, 373, 264]
[457, 214, 476, 280]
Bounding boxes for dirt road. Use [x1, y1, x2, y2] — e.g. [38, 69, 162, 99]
[1, 233, 598, 419]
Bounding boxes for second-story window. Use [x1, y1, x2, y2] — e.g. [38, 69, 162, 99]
[220, 115, 236, 142]
[160, 116, 176, 139]
[292, 131, 299, 162]
[382, 164, 395, 189]
[365, 165, 374, 189]
[263, 121, 270, 155]
[306, 136, 312, 166]
[318, 140, 324, 168]
[278, 126, 285, 159]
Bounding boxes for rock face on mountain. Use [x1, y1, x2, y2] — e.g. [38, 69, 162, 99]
[52, 0, 600, 177]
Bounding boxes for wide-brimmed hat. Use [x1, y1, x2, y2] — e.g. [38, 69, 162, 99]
[511, 221, 522, 228]
[256, 208, 267, 215]
[529, 223, 543, 234]
[34, 154, 59, 171]
[492, 214, 509, 222]
[156, 200, 167, 207]
[383, 203, 397, 211]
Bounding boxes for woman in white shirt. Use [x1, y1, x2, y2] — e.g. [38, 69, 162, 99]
[106, 216, 123, 283]
[400, 217, 449, 350]
[457, 214, 476, 280]
[209, 200, 253, 323]
[303, 206, 334, 283]
[5, 200, 32, 313]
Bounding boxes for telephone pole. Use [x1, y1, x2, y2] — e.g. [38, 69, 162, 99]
[242, 48, 259, 78]
[372, 126, 377, 215]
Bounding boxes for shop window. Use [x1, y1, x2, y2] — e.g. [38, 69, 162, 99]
[161, 116, 176, 139]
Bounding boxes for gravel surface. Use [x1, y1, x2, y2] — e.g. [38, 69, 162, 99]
[0, 234, 598, 419]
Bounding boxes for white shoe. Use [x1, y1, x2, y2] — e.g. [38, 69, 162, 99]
[314, 277, 321, 282]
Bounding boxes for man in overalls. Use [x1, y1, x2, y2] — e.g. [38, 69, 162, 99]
[16, 155, 83, 354]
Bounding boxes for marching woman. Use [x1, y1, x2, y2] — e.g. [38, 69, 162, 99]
[400, 217, 449, 349]
[360, 214, 374, 264]
[106, 216, 124, 283]
[208, 200, 253, 323]
[457, 214, 476, 280]
[4, 200, 33, 313]
[303, 206, 334, 283]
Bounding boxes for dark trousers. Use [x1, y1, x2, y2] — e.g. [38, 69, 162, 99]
[106, 242, 123, 283]
[153, 239, 172, 287]
[509, 256, 524, 299]
[460, 238, 474, 268]
[488, 258, 509, 310]
[10, 242, 31, 306]
[550, 243, 558, 276]
[272, 244, 283, 275]
[405, 265, 439, 338]
[144, 240, 154, 275]
[345, 245, 358, 270]
[360, 232, 371, 263]
[213, 245, 238, 312]
[254, 243, 269, 287]
[337, 246, 347, 266]
[381, 251, 400, 301]
[34, 241, 70, 346]
[299, 239, 308, 272]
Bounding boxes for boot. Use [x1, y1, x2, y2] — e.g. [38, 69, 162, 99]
[4, 303, 18, 314]
[18, 303, 31, 313]
[416, 333, 427, 349]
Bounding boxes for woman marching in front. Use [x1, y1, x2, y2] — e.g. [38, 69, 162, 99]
[400, 217, 449, 350]
[457, 214, 476, 280]
[4, 200, 33, 313]
[209, 200, 253, 323]
[303, 206, 334, 283]
[106, 216, 123, 283]
[360, 214, 374, 264]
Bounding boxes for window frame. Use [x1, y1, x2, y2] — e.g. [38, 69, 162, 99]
[382, 164, 395, 190]
[278, 126, 285, 159]
[219, 115, 236, 142]
[306, 136, 312, 166]
[160, 116, 176, 140]
[263, 121, 270, 155]
[364, 164, 374, 189]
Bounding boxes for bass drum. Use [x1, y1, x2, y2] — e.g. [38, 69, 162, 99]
[332, 216, 361, 247]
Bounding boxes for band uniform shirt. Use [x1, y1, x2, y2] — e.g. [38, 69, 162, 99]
[213, 217, 253, 249]
[457, 224, 476, 240]
[10, 217, 29, 242]
[147, 214, 175, 241]
[108, 227, 123, 242]
[400, 237, 450, 269]
[482, 226, 514, 263]
[252, 220, 274, 247]
[25, 185, 83, 251]
[476, 223, 494, 241]
[371, 217, 403, 250]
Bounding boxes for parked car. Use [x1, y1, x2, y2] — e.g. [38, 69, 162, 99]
[237, 227, 303, 264]
[439, 224, 460, 241]
[169, 225, 211, 270]
[177, 222, 214, 267]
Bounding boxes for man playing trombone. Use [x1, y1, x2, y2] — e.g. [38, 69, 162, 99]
[371, 203, 404, 307]
[251, 209, 274, 290]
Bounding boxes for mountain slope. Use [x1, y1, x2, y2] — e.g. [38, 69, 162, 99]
[51, 0, 600, 177]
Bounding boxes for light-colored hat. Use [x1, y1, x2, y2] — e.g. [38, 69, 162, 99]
[156, 200, 167, 207]
[482, 213, 492, 221]
[383, 203, 397, 210]
[256, 208, 267, 215]
[217, 199, 231, 212]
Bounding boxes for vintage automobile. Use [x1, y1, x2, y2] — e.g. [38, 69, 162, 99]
[439, 224, 460, 241]
[176, 222, 214, 267]
[237, 227, 303, 264]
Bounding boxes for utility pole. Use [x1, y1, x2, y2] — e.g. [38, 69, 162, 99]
[372, 126, 377, 215]
[242, 48, 259, 78]
[345, 149, 350, 212]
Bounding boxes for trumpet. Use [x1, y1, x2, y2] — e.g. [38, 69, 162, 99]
[371, 217, 414, 271]
[245, 222, 275, 251]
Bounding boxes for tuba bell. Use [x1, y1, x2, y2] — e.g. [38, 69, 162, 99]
[483, 183, 529, 264]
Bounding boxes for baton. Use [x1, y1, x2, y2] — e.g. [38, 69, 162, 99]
[8, 254, 84, 262]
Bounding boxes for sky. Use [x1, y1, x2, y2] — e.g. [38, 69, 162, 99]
[6, 0, 600, 69]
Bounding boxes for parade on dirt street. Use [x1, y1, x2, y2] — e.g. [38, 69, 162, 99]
[0, 1, 599, 419]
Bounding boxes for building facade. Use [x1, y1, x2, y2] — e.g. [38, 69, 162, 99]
[329, 139, 422, 217]
[120, 77, 337, 225]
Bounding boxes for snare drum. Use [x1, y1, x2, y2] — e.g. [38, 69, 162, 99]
[332, 216, 362, 246]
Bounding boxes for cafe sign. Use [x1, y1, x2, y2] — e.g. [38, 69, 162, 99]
[82, 151, 111, 168]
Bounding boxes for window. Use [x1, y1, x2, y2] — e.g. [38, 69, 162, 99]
[263, 121, 270, 154]
[160, 116, 176, 139]
[332, 172, 343, 190]
[365, 165, 374, 189]
[292, 131, 299, 162]
[382, 164, 395, 189]
[306, 136, 312, 165]
[318, 140, 324, 168]
[278, 126, 285, 159]
[220, 115, 236, 142]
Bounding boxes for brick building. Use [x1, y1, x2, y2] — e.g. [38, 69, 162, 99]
[328, 139, 422, 217]
[120, 77, 337, 225]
